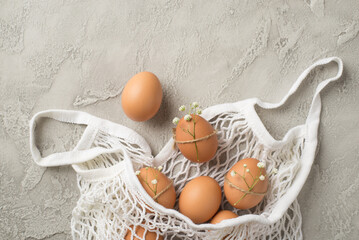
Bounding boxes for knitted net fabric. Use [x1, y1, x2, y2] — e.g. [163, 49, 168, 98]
[72, 111, 304, 240]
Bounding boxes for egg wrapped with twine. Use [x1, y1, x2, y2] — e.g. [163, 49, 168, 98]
[135, 167, 176, 209]
[173, 103, 218, 163]
[224, 158, 269, 209]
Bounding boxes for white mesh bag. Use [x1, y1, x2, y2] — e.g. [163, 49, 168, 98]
[29, 57, 343, 240]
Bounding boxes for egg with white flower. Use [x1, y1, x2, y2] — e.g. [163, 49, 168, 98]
[174, 114, 218, 163]
[224, 158, 268, 209]
[136, 167, 176, 209]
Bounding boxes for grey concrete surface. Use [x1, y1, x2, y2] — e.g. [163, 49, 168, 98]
[1, 0, 359, 239]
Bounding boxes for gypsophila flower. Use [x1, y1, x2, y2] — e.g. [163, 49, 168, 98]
[151, 179, 158, 185]
[272, 168, 278, 174]
[257, 162, 265, 169]
[172, 117, 180, 125]
[184, 114, 192, 121]
[145, 167, 149, 170]
[192, 102, 199, 108]
[196, 108, 202, 114]
[179, 105, 186, 111]
[246, 169, 250, 172]
[135, 170, 141, 176]
[230, 171, 236, 177]
[158, 166, 163, 171]
[243, 164, 247, 168]
[259, 175, 265, 181]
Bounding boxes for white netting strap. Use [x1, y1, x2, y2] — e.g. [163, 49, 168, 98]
[29, 109, 152, 169]
[255, 57, 343, 112]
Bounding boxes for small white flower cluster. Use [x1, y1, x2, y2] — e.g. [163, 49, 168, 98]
[172, 117, 180, 125]
[259, 175, 265, 181]
[179, 105, 186, 112]
[257, 162, 266, 169]
[172, 102, 203, 125]
[230, 170, 236, 177]
[184, 114, 192, 121]
[135, 166, 163, 176]
[272, 168, 278, 174]
[151, 179, 158, 185]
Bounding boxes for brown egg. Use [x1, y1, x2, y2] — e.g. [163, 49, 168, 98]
[175, 114, 218, 163]
[125, 226, 164, 240]
[179, 176, 221, 224]
[121, 72, 162, 122]
[224, 158, 268, 209]
[210, 210, 238, 224]
[137, 167, 176, 209]
[210, 210, 243, 240]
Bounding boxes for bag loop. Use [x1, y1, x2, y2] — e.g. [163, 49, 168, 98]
[255, 57, 343, 124]
[29, 109, 151, 168]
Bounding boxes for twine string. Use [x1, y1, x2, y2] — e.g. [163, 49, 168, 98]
[153, 180, 173, 200]
[173, 130, 217, 144]
[224, 177, 267, 196]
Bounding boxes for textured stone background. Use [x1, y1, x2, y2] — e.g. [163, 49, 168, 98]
[1, 0, 359, 239]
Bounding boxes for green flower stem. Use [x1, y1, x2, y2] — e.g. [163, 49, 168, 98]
[233, 166, 265, 205]
[181, 117, 200, 162]
[177, 104, 202, 162]
[249, 178, 260, 191]
[137, 169, 158, 198]
[238, 173, 251, 189]
[153, 168, 158, 196]
[234, 192, 249, 206]
[249, 171, 255, 181]
[138, 174, 155, 194]
[186, 129, 194, 137]
[192, 116, 199, 161]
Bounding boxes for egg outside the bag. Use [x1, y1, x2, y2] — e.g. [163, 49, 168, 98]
[210, 210, 238, 224]
[121, 72, 162, 122]
[224, 158, 268, 209]
[175, 114, 218, 163]
[137, 167, 176, 209]
[179, 176, 222, 224]
[125, 226, 164, 240]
